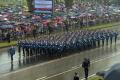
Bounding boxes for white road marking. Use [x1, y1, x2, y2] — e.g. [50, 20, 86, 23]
[36, 52, 120, 80]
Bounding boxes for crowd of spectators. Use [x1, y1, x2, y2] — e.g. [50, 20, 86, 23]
[0, 2, 120, 42]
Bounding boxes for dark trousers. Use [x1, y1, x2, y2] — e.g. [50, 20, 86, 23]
[93, 41, 96, 47]
[115, 37, 117, 43]
[106, 39, 108, 45]
[84, 68, 89, 80]
[18, 46, 21, 53]
[98, 40, 100, 47]
[23, 48, 25, 57]
[102, 40, 104, 46]
[11, 55, 13, 61]
[110, 38, 112, 44]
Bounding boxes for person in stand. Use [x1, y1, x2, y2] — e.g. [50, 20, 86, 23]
[73, 72, 79, 80]
[32, 29, 37, 38]
[6, 32, 11, 43]
[82, 58, 90, 80]
[47, 23, 52, 35]
[1, 30, 4, 41]
[64, 21, 69, 32]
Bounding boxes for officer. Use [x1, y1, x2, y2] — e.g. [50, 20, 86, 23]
[57, 41, 63, 57]
[48, 41, 53, 57]
[82, 38, 86, 50]
[39, 41, 43, 56]
[18, 41, 21, 53]
[105, 32, 109, 45]
[82, 58, 90, 80]
[100, 34, 105, 46]
[36, 42, 39, 56]
[85, 36, 89, 50]
[96, 34, 100, 47]
[109, 31, 114, 44]
[37, 41, 41, 56]
[86, 36, 91, 49]
[113, 31, 118, 44]
[91, 35, 96, 48]
[8, 46, 16, 62]
[76, 37, 82, 50]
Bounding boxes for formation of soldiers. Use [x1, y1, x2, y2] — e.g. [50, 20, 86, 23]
[18, 29, 119, 58]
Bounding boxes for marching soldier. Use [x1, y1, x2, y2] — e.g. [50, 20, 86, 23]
[18, 29, 118, 58]
[105, 32, 109, 45]
[109, 31, 114, 45]
[114, 31, 118, 44]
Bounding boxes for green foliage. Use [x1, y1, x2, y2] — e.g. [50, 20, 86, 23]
[0, 0, 27, 7]
[111, 0, 120, 5]
[64, 0, 73, 9]
[26, 0, 33, 12]
[0, 41, 17, 48]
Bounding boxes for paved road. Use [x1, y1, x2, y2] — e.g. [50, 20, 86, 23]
[0, 37, 119, 76]
[0, 25, 120, 80]
[36, 49, 120, 80]
[0, 41, 120, 80]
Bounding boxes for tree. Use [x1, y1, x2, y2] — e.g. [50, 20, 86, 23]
[64, 0, 74, 9]
[102, 0, 110, 5]
[26, 0, 34, 12]
[111, 0, 120, 5]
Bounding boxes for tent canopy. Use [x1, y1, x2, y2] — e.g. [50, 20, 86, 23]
[104, 63, 120, 80]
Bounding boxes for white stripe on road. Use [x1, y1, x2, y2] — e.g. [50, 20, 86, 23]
[36, 52, 120, 80]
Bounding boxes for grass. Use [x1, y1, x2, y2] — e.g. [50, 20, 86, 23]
[89, 75, 104, 80]
[0, 21, 120, 48]
[81, 21, 120, 30]
[0, 41, 17, 48]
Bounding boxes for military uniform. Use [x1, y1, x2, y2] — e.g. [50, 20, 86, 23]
[18, 30, 119, 58]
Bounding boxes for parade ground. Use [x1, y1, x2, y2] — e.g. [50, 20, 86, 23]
[0, 0, 120, 80]
[0, 25, 119, 80]
[0, 37, 120, 80]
